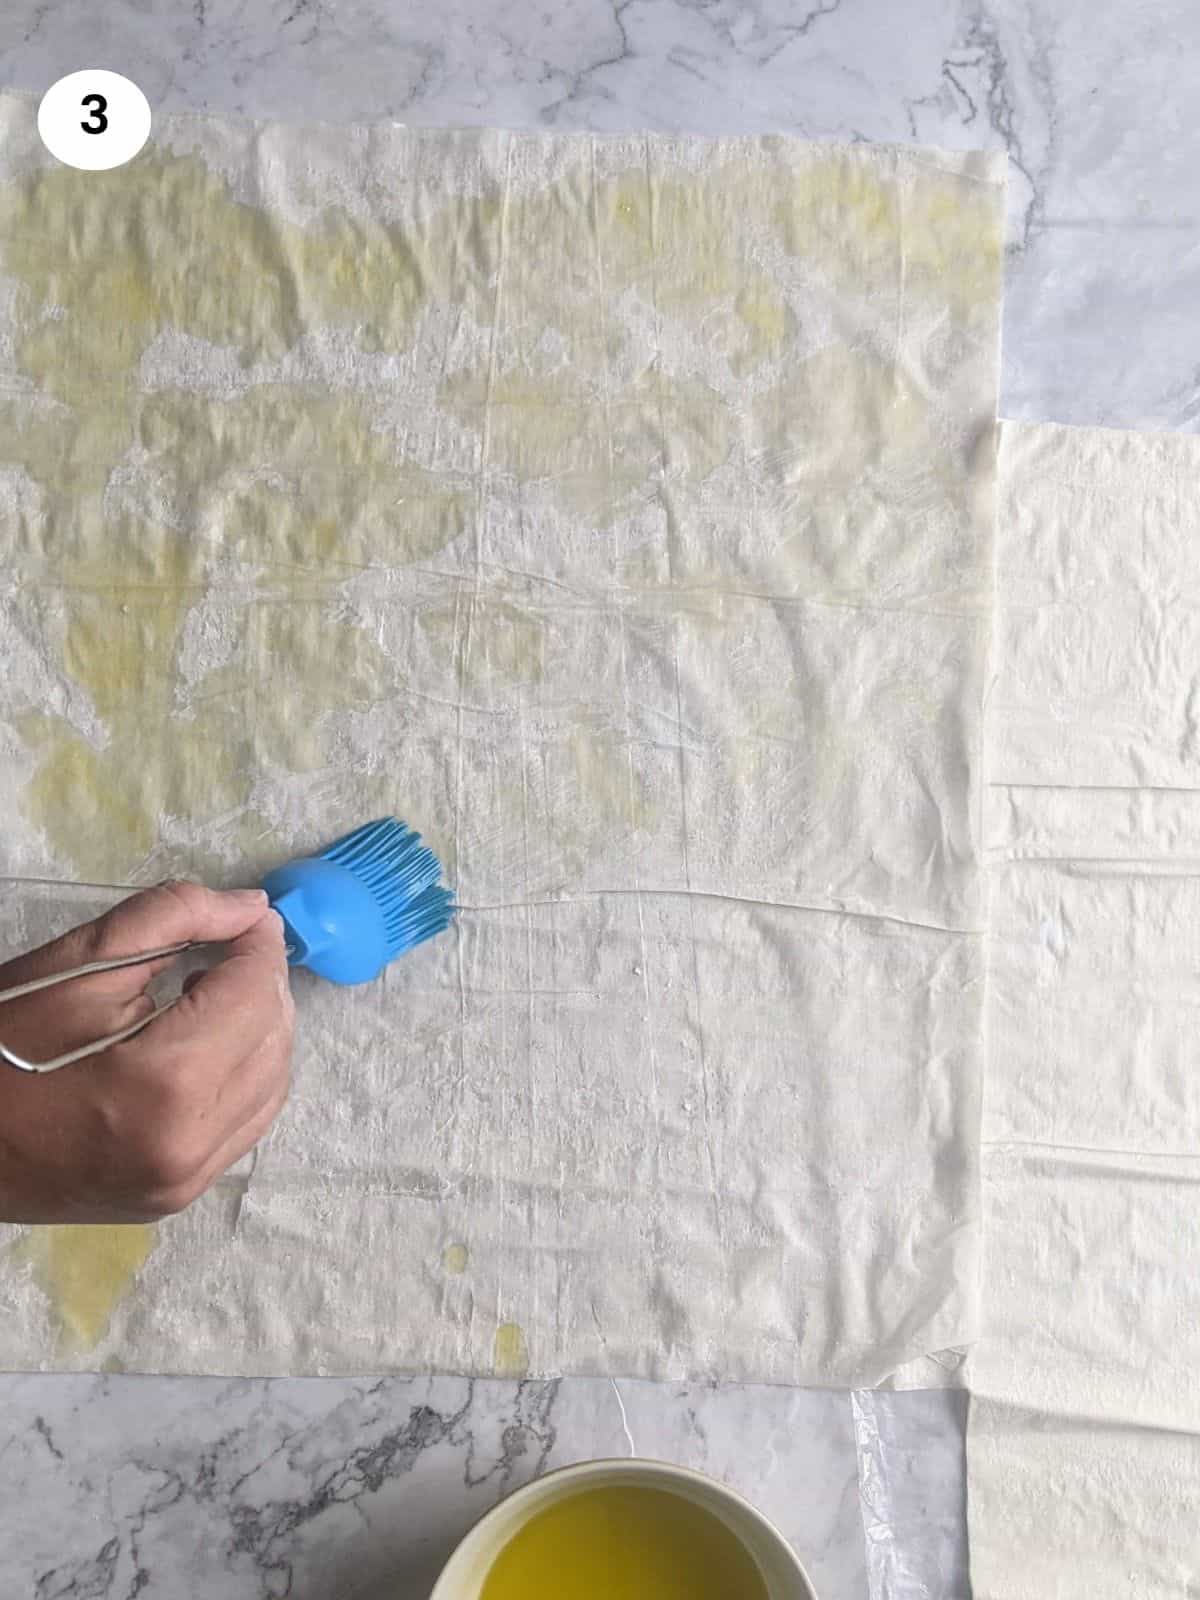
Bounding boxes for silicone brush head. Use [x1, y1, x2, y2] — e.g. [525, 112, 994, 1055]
[261, 817, 455, 986]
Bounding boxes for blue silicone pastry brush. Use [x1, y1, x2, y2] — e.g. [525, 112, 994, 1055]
[262, 816, 455, 985]
[0, 816, 456, 1073]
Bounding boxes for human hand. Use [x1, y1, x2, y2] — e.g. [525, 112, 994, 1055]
[0, 882, 294, 1224]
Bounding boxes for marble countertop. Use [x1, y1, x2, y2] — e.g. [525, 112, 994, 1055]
[0, 1372, 964, 1599]
[2, 2, 1196, 1594]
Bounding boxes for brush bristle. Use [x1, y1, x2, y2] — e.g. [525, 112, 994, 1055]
[321, 817, 455, 956]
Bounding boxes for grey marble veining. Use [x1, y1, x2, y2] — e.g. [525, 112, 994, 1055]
[0, 1373, 952, 1598]
[0, 0, 1189, 1594]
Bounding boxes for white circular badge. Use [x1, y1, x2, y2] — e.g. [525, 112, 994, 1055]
[37, 71, 151, 172]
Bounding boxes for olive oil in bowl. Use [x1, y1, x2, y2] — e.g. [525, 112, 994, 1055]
[479, 1484, 769, 1600]
[430, 1459, 817, 1600]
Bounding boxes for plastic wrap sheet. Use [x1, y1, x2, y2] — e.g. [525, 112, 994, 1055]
[853, 1387, 968, 1600]
[967, 421, 1200, 1598]
[0, 95, 1005, 1382]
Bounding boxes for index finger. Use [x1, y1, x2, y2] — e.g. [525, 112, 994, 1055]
[124, 910, 293, 1078]
[0, 882, 275, 1017]
[97, 881, 273, 957]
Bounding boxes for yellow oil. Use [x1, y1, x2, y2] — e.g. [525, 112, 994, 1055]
[478, 1485, 770, 1600]
[15, 1224, 156, 1349]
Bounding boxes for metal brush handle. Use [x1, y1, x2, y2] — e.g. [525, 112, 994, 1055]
[0, 816, 449, 1074]
[0, 941, 200, 1074]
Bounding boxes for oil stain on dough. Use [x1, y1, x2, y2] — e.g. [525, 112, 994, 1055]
[767, 145, 1004, 309]
[415, 595, 548, 695]
[15, 1224, 156, 1351]
[493, 1320, 529, 1378]
[0, 149, 479, 881]
[437, 162, 794, 524]
[0, 135, 1002, 894]
[483, 728, 659, 895]
[0, 149, 498, 385]
[132, 386, 469, 577]
[440, 148, 999, 550]
[443, 1242, 469, 1274]
[18, 586, 405, 881]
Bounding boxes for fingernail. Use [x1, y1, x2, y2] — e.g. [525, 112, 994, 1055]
[230, 888, 269, 903]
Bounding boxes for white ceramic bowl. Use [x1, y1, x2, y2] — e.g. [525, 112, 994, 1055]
[429, 1457, 819, 1600]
